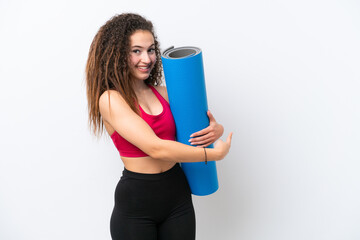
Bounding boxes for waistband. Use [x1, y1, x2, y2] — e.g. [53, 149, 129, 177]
[122, 163, 181, 180]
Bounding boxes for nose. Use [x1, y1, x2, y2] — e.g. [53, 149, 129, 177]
[141, 52, 151, 64]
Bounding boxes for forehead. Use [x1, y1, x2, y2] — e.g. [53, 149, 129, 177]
[130, 30, 154, 47]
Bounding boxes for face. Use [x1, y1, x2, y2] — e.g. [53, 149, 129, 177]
[128, 30, 156, 82]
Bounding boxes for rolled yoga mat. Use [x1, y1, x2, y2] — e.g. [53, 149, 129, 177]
[161, 46, 219, 196]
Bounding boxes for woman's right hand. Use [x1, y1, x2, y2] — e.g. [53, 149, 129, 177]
[214, 132, 233, 160]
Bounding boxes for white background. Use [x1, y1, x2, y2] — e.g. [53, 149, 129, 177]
[1, 0, 359, 239]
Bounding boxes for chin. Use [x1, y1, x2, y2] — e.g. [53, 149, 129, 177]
[137, 73, 151, 81]
[130, 69, 153, 81]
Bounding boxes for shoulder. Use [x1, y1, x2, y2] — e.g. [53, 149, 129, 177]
[99, 90, 130, 120]
[99, 89, 122, 101]
[99, 90, 125, 108]
[153, 85, 169, 103]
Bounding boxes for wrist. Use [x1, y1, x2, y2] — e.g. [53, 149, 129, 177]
[208, 148, 223, 161]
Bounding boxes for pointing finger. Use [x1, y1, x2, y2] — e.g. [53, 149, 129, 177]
[227, 132, 233, 145]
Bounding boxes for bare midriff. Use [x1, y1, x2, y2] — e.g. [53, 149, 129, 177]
[120, 156, 177, 174]
[105, 123, 176, 173]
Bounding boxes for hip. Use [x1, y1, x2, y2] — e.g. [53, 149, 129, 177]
[113, 163, 192, 216]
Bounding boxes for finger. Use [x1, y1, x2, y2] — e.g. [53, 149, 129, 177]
[189, 132, 214, 143]
[191, 139, 213, 147]
[207, 110, 216, 123]
[190, 127, 211, 138]
[226, 132, 233, 145]
[196, 143, 211, 148]
[190, 139, 213, 145]
[190, 137, 213, 145]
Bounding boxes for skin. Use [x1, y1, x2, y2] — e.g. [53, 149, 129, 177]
[189, 110, 224, 147]
[100, 30, 232, 173]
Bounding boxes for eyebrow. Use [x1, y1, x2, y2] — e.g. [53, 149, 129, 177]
[131, 44, 155, 49]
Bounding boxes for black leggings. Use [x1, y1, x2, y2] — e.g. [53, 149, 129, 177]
[110, 163, 196, 240]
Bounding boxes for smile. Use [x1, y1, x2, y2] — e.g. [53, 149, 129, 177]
[137, 65, 151, 72]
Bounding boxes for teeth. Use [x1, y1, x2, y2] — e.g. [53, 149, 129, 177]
[138, 66, 149, 69]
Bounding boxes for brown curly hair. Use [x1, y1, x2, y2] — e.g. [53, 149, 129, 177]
[85, 13, 163, 137]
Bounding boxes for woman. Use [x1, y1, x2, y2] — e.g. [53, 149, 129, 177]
[86, 13, 232, 240]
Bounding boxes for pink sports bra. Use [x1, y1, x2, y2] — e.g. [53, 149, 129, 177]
[110, 85, 176, 157]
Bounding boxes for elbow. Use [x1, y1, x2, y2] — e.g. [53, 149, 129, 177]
[147, 139, 170, 161]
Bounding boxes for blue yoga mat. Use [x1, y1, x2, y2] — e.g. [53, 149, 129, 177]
[161, 46, 219, 196]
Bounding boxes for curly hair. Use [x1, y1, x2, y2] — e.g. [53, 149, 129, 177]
[85, 13, 163, 137]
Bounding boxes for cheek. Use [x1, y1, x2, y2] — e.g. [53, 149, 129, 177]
[129, 56, 137, 67]
[151, 55, 157, 65]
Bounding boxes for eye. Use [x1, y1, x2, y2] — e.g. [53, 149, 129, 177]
[132, 49, 141, 54]
[148, 48, 156, 53]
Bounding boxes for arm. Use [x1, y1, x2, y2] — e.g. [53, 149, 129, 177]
[155, 86, 224, 147]
[189, 110, 224, 148]
[99, 90, 232, 163]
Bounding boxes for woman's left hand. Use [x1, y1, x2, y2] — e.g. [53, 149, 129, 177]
[189, 110, 224, 148]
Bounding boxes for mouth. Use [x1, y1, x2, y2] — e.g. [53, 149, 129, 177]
[137, 65, 152, 73]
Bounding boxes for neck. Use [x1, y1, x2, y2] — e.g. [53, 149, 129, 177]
[132, 79, 149, 96]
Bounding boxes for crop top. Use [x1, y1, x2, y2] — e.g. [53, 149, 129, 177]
[110, 85, 176, 157]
